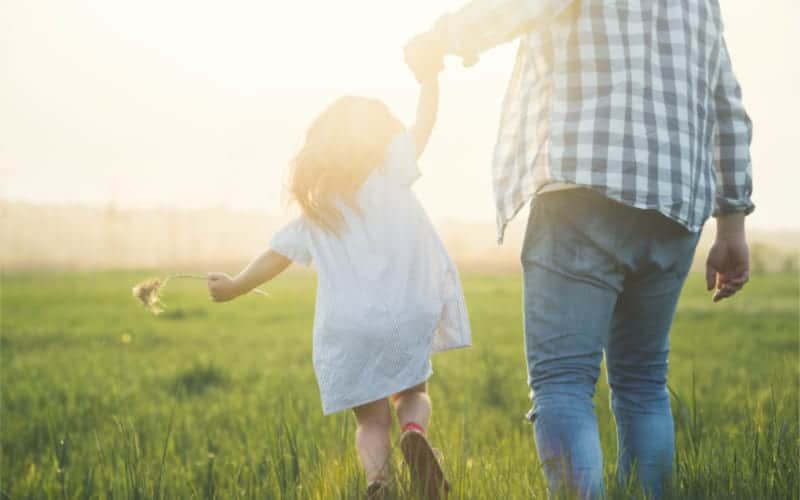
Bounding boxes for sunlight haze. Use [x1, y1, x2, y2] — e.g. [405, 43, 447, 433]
[2, 0, 797, 231]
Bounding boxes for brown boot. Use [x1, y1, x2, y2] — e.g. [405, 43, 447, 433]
[399, 428, 449, 500]
[365, 480, 389, 500]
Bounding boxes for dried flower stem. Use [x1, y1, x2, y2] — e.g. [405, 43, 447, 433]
[165, 273, 207, 281]
[132, 272, 268, 315]
[163, 274, 269, 296]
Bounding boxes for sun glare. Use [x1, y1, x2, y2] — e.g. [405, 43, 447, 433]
[0, 1, 797, 230]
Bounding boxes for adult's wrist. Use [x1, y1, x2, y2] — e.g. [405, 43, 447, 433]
[715, 212, 746, 239]
[430, 15, 450, 55]
[432, 13, 479, 67]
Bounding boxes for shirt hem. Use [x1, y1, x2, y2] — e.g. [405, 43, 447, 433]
[496, 182, 707, 242]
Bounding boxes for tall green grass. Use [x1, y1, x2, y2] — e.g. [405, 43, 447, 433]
[1, 271, 797, 499]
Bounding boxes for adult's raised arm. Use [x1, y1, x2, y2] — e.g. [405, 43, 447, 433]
[406, 0, 575, 78]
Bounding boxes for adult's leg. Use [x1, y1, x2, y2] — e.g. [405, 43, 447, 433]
[353, 399, 393, 483]
[524, 265, 616, 498]
[606, 219, 699, 498]
[521, 191, 627, 499]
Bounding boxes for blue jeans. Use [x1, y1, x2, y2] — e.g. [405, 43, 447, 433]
[521, 189, 700, 499]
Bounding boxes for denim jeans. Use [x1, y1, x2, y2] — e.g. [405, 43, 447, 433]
[521, 188, 700, 499]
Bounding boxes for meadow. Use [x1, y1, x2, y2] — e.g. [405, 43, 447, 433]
[1, 270, 797, 499]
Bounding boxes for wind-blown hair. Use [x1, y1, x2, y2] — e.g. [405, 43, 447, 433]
[289, 96, 404, 233]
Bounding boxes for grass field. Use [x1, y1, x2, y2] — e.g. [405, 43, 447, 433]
[1, 270, 798, 499]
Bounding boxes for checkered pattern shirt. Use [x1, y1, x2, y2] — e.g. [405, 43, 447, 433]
[435, 0, 754, 243]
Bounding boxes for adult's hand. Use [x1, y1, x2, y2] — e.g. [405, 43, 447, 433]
[404, 30, 445, 83]
[705, 213, 750, 302]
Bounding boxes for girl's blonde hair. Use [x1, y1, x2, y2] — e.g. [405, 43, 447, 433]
[289, 96, 404, 233]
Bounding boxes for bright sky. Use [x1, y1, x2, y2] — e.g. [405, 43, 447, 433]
[2, 1, 797, 230]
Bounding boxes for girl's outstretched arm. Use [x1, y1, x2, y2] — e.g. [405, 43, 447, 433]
[207, 250, 290, 302]
[410, 77, 439, 158]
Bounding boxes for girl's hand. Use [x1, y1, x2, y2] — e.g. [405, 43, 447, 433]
[207, 272, 240, 302]
[206, 250, 290, 304]
[404, 29, 445, 84]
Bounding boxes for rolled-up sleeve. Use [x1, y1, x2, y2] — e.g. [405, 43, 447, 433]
[434, 0, 572, 64]
[712, 37, 754, 217]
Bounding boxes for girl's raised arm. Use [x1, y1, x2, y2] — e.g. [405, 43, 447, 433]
[207, 250, 290, 302]
[410, 77, 439, 158]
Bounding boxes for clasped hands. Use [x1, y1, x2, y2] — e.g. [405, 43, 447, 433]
[404, 29, 447, 83]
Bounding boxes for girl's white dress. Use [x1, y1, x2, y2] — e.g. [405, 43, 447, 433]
[270, 132, 471, 414]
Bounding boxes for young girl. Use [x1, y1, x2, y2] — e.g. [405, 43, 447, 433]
[207, 77, 470, 499]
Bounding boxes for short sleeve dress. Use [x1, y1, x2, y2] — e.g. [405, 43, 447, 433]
[270, 132, 471, 415]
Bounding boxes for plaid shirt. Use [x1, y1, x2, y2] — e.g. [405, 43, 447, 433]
[434, 0, 754, 243]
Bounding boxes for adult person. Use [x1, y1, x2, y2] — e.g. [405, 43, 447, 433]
[405, 0, 753, 497]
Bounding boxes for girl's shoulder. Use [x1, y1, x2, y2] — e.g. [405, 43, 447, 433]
[270, 216, 312, 266]
[379, 132, 420, 187]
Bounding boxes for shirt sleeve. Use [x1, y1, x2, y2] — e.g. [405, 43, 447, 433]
[712, 36, 755, 217]
[269, 217, 312, 266]
[433, 0, 573, 64]
[383, 132, 421, 186]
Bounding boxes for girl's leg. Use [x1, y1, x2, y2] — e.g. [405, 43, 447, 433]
[353, 399, 393, 483]
[393, 382, 448, 499]
[391, 382, 431, 431]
